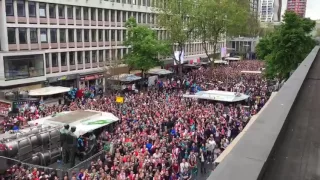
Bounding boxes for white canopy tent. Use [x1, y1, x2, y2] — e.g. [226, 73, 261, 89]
[29, 86, 71, 96]
[183, 90, 249, 102]
[241, 71, 262, 74]
[28, 110, 119, 137]
[226, 57, 241, 61]
[147, 68, 173, 75]
[214, 60, 229, 65]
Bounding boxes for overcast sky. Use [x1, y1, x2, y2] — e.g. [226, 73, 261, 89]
[305, 0, 320, 20]
[281, 0, 320, 20]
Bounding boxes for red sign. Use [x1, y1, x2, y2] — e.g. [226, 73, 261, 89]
[0, 101, 11, 116]
[80, 74, 104, 81]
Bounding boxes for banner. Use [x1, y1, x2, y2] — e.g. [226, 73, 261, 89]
[221, 47, 227, 58]
[174, 51, 184, 65]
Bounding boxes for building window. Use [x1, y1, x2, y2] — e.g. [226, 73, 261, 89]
[117, 30, 121, 41]
[105, 10, 109, 21]
[105, 30, 109, 41]
[117, 11, 121, 22]
[76, 7, 81, 20]
[92, 51, 97, 63]
[39, 3, 46, 18]
[122, 30, 126, 41]
[5, 0, 14, 16]
[60, 29, 66, 43]
[68, 29, 74, 42]
[99, 50, 104, 62]
[52, 53, 58, 67]
[17, 0, 25, 17]
[111, 10, 115, 22]
[49, 4, 56, 18]
[69, 52, 75, 65]
[40, 29, 47, 43]
[30, 28, 38, 43]
[77, 52, 83, 64]
[85, 51, 90, 63]
[98, 9, 102, 21]
[7, 28, 16, 44]
[28, 1, 36, 17]
[50, 29, 57, 43]
[77, 29, 82, 42]
[84, 8, 89, 20]
[111, 30, 115, 41]
[91, 30, 96, 42]
[122, 11, 127, 22]
[58, 5, 65, 19]
[61, 52, 67, 66]
[99, 30, 103, 41]
[18, 28, 27, 44]
[84, 30, 89, 42]
[45, 54, 50, 68]
[105, 50, 110, 60]
[67, 6, 73, 19]
[91, 8, 96, 21]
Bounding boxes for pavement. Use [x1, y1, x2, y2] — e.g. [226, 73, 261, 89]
[261, 53, 320, 180]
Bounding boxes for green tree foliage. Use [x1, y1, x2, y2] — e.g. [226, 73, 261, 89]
[192, 0, 249, 60]
[256, 11, 316, 80]
[155, 0, 195, 74]
[124, 17, 169, 76]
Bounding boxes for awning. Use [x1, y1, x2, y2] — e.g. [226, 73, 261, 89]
[29, 86, 71, 96]
[147, 68, 173, 75]
[183, 90, 249, 102]
[109, 74, 141, 82]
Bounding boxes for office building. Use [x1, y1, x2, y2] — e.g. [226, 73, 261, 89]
[286, 0, 307, 17]
[0, 0, 220, 90]
[259, 0, 282, 22]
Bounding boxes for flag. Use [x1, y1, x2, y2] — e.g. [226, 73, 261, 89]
[197, 58, 201, 63]
[189, 60, 193, 64]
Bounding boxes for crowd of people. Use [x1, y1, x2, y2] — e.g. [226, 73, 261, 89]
[1, 60, 271, 180]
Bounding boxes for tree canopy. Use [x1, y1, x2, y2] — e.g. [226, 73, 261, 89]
[256, 11, 316, 80]
[192, 0, 249, 60]
[124, 17, 169, 75]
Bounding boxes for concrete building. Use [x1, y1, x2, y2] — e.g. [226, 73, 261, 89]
[286, 0, 307, 17]
[0, 0, 219, 90]
[250, 0, 260, 20]
[259, 0, 282, 22]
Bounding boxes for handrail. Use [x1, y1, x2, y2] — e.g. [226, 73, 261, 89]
[208, 46, 320, 180]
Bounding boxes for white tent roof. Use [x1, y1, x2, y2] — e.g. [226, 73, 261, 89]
[29, 86, 71, 96]
[28, 110, 119, 137]
[241, 71, 262, 74]
[183, 90, 249, 102]
[226, 57, 241, 61]
[214, 60, 229, 64]
[147, 68, 173, 75]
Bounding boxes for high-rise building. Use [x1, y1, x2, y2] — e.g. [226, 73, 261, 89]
[250, 0, 260, 19]
[259, 0, 282, 22]
[286, 0, 307, 17]
[0, 0, 219, 90]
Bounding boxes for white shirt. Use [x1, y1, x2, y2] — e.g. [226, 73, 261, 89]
[180, 162, 190, 172]
[208, 139, 216, 151]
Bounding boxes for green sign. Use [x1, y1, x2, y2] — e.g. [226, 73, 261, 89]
[85, 120, 112, 125]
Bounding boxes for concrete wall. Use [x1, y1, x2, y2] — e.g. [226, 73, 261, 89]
[208, 46, 320, 180]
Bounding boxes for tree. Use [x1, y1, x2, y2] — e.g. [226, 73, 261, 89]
[193, 0, 249, 61]
[124, 17, 169, 77]
[155, 0, 195, 75]
[256, 11, 316, 80]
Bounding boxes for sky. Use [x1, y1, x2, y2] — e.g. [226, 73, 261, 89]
[281, 0, 320, 20]
[305, 0, 320, 20]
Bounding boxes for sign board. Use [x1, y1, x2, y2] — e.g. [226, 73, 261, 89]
[116, 96, 124, 103]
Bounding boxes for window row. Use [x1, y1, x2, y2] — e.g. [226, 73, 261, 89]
[5, 0, 158, 24]
[7, 28, 169, 45]
[46, 49, 128, 68]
